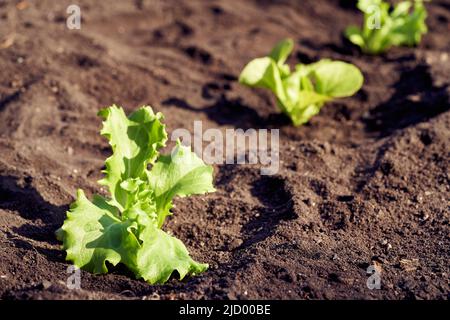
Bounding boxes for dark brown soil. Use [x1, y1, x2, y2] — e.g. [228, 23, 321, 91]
[0, 0, 449, 300]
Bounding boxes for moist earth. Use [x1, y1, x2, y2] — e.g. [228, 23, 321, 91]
[0, 0, 449, 299]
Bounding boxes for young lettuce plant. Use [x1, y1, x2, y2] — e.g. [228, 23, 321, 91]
[56, 105, 215, 284]
[345, 0, 428, 54]
[239, 39, 364, 126]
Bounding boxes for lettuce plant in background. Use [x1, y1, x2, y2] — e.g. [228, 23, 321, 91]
[239, 39, 364, 126]
[345, 0, 428, 54]
[56, 105, 215, 284]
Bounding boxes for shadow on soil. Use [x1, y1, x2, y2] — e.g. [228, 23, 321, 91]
[239, 176, 296, 249]
[162, 93, 291, 130]
[364, 64, 450, 136]
[0, 175, 67, 250]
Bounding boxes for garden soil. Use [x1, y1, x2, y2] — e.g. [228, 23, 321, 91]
[0, 0, 449, 299]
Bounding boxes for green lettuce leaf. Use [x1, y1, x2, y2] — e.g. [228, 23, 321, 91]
[311, 61, 364, 98]
[269, 38, 294, 76]
[98, 105, 167, 211]
[239, 39, 363, 126]
[58, 105, 214, 284]
[238, 57, 287, 103]
[345, 0, 428, 54]
[58, 189, 139, 274]
[269, 38, 294, 66]
[135, 225, 208, 284]
[345, 26, 366, 48]
[148, 141, 215, 228]
[289, 91, 330, 126]
[357, 0, 382, 13]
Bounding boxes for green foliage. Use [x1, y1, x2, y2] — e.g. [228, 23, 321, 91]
[239, 39, 364, 126]
[345, 0, 428, 54]
[57, 105, 215, 284]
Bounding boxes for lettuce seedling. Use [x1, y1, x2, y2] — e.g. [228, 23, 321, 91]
[345, 0, 428, 54]
[56, 105, 215, 284]
[239, 39, 363, 126]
